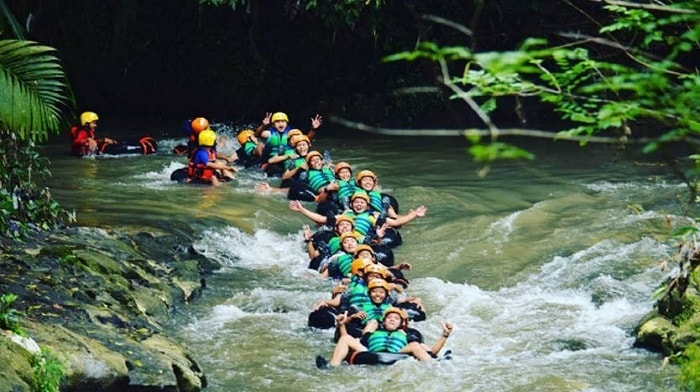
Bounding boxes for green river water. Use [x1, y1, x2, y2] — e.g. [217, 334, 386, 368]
[38, 119, 687, 391]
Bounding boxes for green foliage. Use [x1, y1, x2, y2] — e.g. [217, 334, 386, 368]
[0, 293, 25, 335]
[679, 342, 700, 392]
[384, 1, 700, 171]
[0, 38, 75, 239]
[0, 39, 72, 142]
[31, 348, 64, 392]
[0, 128, 75, 239]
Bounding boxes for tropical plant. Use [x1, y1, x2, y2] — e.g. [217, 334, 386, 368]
[0, 38, 75, 238]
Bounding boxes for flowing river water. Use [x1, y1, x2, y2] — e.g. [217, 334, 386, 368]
[39, 119, 688, 391]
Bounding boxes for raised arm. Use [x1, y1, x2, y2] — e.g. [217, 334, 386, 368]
[289, 200, 328, 225]
[386, 205, 427, 228]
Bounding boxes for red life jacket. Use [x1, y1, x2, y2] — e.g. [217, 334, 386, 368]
[187, 148, 217, 182]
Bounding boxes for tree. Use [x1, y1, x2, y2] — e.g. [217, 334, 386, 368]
[0, 1, 75, 238]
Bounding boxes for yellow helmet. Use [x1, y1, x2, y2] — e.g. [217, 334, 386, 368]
[367, 278, 391, 292]
[198, 129, 217, 147]
[383, 307, 409, 322]
[191, 117, 210, 133]
[80, 111, 99, 125]
[292, 135, 311, 148]
[350, 258, 372, 275]
[355, 170, 377, 185]
[334, 161, 352, 176]
[350, 192, 370, 204]
[237, 129, 254, 145]
[271, 112, 289, 122]
[363, 263, 388, 278]
[353, 244, 375, 258]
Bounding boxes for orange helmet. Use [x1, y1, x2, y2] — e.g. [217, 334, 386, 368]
[339, 231, 358, 243]
[353, 244, 375, 258]
[334, 161, 352, 176]
[350, 258, 372, 275]
[350, 192, 370, 204]
[305, 150, 323, 164]
[355, 170, 377, 185]
[287, 129, 303, 140]
[291, 135, 311, 148]
[383, 307, 409, 324]
[191, 117, 209, 133]
[237, 129, 254, 145]
[367, 278, 391, 292]
[363, 263, 388, 279]
[334, 215, 354, 230]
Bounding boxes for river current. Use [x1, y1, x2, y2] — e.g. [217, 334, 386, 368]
[39, 119, 686, 391]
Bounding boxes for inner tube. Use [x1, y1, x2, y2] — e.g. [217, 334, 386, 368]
[347, 351, 410, 366]
[101, 136, 158, 155]
[170, 168, 188, 183]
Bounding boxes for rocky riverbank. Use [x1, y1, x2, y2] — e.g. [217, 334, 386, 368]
[634, 246, 700, 365]
[0, 226, 223, 391]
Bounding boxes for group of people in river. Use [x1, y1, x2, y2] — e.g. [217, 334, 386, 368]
[69, 110, 454, 368]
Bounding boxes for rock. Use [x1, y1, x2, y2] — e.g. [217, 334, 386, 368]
[635, 316, 677, 355]
[26, 323, 130, 391]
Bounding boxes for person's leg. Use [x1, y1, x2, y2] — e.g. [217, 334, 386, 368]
[401, 341, 432, 362]
[329, 335, 365, 366]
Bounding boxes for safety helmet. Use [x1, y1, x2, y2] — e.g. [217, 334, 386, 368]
[287, 129, 303, 139]
[334, 162, 352, 176]
[350, 192, 370, 204]
[363, 263, 388, 278]
[339, 231, 358, 244]
[291, 135, 311, 148]
[367, 278, 391, 292]
[350, 258, 372, 275]
[305, 150, 323, 164]
[80, 111, 99, 125]
[334, 215, 354, 229]
[353, 244, 375, 257]
[271, 112, 289, 122]
[383, 307, 409, 323]
[191, 117, 210, 133]
[237, 129, 254, 145]
[355, 170, 377, 185]
[198, 129, 217, 147]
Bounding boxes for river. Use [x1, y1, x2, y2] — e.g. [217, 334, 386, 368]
[39, 118, 685, 391]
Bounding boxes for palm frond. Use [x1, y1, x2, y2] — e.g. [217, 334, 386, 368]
[0, 39, 71, 142]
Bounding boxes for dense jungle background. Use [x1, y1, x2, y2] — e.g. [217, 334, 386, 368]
[8, 0, 609, 128]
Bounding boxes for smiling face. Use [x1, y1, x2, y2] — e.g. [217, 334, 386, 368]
[295, 141, 309, 155]
[369, 287, 387, 304]
[351, 197, 368, 213]
[358, 176, 375, 191]
[308, 155, 323, 170]
[337, 168, 352, 181]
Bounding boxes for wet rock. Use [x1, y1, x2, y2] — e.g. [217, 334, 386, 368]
[0, 226, 220, 391]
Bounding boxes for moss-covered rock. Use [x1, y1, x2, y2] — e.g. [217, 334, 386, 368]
[0, 226, 220, 391]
